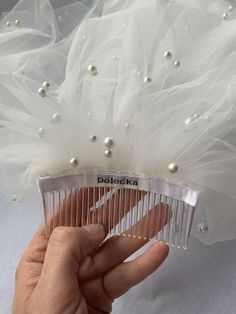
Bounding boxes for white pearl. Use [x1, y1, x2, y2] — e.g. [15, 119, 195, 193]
[198, 223, 208, 233]
[6, 21, 11, 27]
[112, 55, 119, 60]
[144, 76, 152, 84]
[70, 157, 79, 167]
[51, 113, 62, 124]
[125, 122, 131, 129]
[90, 135, 97, 142]
[38, 87, 46, 97]
[173, 60, 181, 68]
[87, 112, 91, 117]
[12, 195, 17, 202]
[88, 65, 97, 76]
[104, 137, 114, 148]
[15, 19, 20, 27]
[222, 12, 229, 20]
[185, 114, 199, 125]
[58, 15, 65, 23]
[104, 149, 112, 158]
[38, 127, 47, 138]
[134, 69, 141, 77]
[164, 51, 172, 59]
[228, 5, 233, 12]
[42, 81, 50, 90]
[185, 117, 193, 125]
[168, 163, 178, 174]
[82, 35, 87, 40]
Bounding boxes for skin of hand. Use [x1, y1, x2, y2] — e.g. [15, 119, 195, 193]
[13, 223, 169, 314]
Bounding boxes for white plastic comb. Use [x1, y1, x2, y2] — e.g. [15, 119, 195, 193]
[38, 170, 198, 249]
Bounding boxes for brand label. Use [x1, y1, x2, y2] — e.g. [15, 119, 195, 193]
[97, 176, 138, 186]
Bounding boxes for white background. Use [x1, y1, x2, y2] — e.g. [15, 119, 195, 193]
[0, 1, 236, 313]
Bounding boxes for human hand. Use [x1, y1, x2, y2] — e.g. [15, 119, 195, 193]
[13, 189, 169, 314]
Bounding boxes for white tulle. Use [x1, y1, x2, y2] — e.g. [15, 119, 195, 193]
[1, 0, 236, 244]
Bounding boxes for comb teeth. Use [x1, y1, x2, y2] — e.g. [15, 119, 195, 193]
[38, 171, 198, 249]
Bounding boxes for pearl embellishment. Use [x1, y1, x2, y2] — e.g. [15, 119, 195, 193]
[70, 157, 79, 167]
[164, 51, 172, 59]
[104, 149, 112, 158]
[104, 137, 114, 148]
[90, 135, 97, 142]
[15, 19, 20, 27]
[198, 223, 208, 233]
[42, 81, 50, 90]
[6, 21, 11, 27]
[222, 12, 229, 20]
[88, 65, 97, 76]
[173, 60, 181, 68]
[168, 163, 179, 174]
[38, 87, 46, 97]
[185, 113, 199, 125]
[144, 76, 152, 84]
[38, 128, 47, 138]
[51, 113, 62, 124]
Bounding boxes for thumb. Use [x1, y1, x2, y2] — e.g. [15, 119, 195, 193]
[39, 224, 105, 287]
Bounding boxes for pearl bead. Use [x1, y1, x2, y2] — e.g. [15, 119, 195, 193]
[228, 5, 233, 12]
[185, 114, 199, 125]
[104, 149, 112, 158]
[104, 137, 114, 148]
[185, 117, 193, 125]
[90, 135, 97, 142]
[15, 19, 20, 27]
[42, 81, 50, 90]
[112, 55, 119, 60]
[144, 76, 152, 84]
[12, 195, 17, 202]
[134, 69, 141, 77]
[125, 122, 130, 129]
[82, 35, 87, 40]
[173, 60, 181, 68]
[168, 163, 178, 174]
[58, 15, 64, 23]
[198, 223, 208, 233]
[70, 157, 79, 167]
[38, 128, 47, 138]
[6, 21, 11, 27]
[222, 12, 229, 20]
[38, 87, 46, 97]
[51, 113, 61, 124]
[88, 65, 97, 76]
[164, 51, 172, 59]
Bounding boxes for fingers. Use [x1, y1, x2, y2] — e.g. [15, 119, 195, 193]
[46, 187, 105, 231]
[46, 187, 145, 237]
[38, 225, 105, 290]
[15, 225, 49, 294]
[78, 204, 170, 280]
[103, 241, 169, 299]
[94, 188, 144, 234]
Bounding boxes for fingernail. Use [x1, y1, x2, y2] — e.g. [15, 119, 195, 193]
[158, 240, 167, 246]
